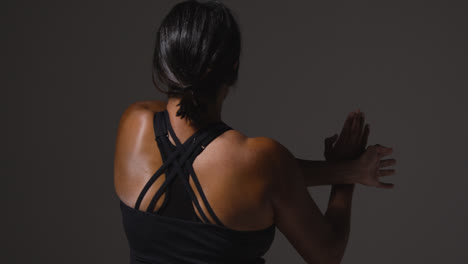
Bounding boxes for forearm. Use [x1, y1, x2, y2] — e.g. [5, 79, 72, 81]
[295, 158, 358, 186]
[324, 184, 355, 262]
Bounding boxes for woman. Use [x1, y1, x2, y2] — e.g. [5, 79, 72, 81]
[114, 1, 397, 263]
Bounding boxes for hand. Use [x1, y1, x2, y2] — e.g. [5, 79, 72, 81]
[324, 109, 369, 161]
[355, 144, 397, 189]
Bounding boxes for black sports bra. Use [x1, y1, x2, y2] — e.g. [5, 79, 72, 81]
[119, 110, 276, 263]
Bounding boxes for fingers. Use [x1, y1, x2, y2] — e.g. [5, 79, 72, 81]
[351, 109, 366, 144]
[351, 111, 359, 133]
[354, 109, 364, 144]
[356, 110, 366, 149]
[375, 144, 393, 157]
[379, 159, 396, 168]
[357, 110, 364, 135]
[379, 169, 396, 176]
[338, 112, 355, 143]
[349, 111, 360, 143]
[324, 134, 338, 152]
[360, 123, 370, 151]
[376, 181, 394, 189]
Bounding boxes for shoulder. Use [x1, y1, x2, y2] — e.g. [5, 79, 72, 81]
[243, 137, 301, 197]
[114, 100, 167, 196]
[203, 134, 286, 185]
[217, 134, 287, 165]
[227, 136, 298, 220]
[118, 100, 167, 123]
[245, 137, 296, 169]
[116, 100, 166, 134]
[233, 136, 296, 190]
[114, 100, 167, 161]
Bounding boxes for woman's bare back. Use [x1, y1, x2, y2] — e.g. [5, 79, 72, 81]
[114, 100, 275, 231]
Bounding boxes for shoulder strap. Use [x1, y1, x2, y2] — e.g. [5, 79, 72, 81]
[134, 110, 232, 226]
[183, 123, 233, 226]
[147, 111, 232, 225]
[144, 111, 221, 217]
[133, 111, 205, 211]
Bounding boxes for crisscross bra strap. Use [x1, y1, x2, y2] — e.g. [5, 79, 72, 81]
[134, 110, 232, 226]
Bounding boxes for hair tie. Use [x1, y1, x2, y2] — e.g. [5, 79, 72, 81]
[184, 85, 198, 107]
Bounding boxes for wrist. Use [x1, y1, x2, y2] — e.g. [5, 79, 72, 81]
[333, 159, 360, 185]
[347, 159, 362, 185]
[324, 159, 360, 185]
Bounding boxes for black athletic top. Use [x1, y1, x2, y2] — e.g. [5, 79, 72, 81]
[119, 109, 276, 264]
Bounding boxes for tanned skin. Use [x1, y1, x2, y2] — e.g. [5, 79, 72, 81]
[114, 92, 396, 263]
[114, 98, 276, 231]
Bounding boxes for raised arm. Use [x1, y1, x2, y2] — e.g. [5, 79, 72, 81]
[260, 136, 393, 263]
[258, 137, 356, 263]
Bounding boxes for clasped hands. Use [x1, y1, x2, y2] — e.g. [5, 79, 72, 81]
[324, 109, 396, 189]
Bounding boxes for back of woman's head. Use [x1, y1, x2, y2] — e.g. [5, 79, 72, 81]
[152, 0, 241, 127]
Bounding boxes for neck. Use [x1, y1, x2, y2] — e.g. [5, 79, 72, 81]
[166, 97, 223, 129]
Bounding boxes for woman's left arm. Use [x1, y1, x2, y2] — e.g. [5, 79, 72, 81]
[296, 158, 359, 186]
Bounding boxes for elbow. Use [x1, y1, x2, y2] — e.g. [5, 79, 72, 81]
[319, 244, 345, 264]
[319, 247, 344, 264]
[329, 253, 345, 264]
[303, 238, 346, 264]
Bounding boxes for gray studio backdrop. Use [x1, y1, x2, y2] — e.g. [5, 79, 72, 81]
[4, 0, 467, 263]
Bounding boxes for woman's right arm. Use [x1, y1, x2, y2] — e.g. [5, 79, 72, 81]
[256, 137, 355, 264]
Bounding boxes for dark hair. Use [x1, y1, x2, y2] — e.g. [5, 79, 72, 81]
[152, 0, 241, 127]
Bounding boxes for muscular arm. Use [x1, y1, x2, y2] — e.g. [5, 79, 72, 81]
[325, 183, 355, 262]
[296, 157, 357, 261]
[259, 137, 356, 263]
[296, 158, 359, 187]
